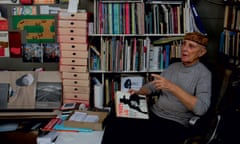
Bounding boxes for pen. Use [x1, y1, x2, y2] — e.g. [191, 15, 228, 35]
[55, 130, 79, 133]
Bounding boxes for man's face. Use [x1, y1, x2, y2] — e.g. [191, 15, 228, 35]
[181, 40, 206, 66]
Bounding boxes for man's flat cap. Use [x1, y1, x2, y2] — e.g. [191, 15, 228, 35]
[184, 32, 208, 47]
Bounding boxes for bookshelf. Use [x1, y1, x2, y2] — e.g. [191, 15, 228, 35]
[219, 0, 240, 67]
[88, 0, 202, 108]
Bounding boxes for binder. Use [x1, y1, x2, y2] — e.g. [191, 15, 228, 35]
[190, 2, 206, 34]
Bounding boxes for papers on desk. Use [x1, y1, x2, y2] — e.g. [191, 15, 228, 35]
[37, 131, 59, 144]
[55, 131, 104, 144]
[69, 111, 99, 123]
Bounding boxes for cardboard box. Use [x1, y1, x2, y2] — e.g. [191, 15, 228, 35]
[58, 20, 87, 28]
[60, 43, 88, 51]
[58, 35, 87, 43]
[58, 27, 87, 36]
[61, 50, 88, 58]
[63, 85, 90, 94]
[61, 58, 87, 66]
[63, 92, 89, 101]
[58, 12, 88, 20]
[60, 65, 87, 73]
[64, 110, 109, 131]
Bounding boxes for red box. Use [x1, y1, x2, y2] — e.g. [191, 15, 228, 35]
[0, 19, 8, 30]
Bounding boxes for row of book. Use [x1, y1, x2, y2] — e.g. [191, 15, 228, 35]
[97, 2, 145, 34]
[89, 37, 182, 72]
[93, 0, 206, 35]
[224, 5, 240, 31]
[219, 30, 240, 66]
[0, 0, 68, 4]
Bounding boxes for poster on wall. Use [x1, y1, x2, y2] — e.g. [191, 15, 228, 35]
[22, 43, 43, 63]
[43, 43, 60, 62]
[22, 43, 59, 63]
[12, 15, 56, 43]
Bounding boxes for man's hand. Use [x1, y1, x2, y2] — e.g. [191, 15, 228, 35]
[128, 89, 138, 95]
[151, 74, 173, 91]
[128, 87, 151, 96]
[151, 74, 198, 111]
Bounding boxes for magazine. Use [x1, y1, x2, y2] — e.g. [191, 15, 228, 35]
[115, 91, 149, 119]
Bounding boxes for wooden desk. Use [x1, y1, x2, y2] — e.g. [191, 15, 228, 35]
[0, 118, 51, 144]
[0, 131, 37, 144]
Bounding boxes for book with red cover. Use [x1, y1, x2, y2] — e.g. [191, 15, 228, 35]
[9, 31, 22, 58]
[0, 18, 8, 30]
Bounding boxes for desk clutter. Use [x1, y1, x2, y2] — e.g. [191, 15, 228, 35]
[38, 103, 109, 144]
[0, 102, 109, 144]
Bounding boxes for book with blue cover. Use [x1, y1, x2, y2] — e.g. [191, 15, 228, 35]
[190, 2, 206, 34]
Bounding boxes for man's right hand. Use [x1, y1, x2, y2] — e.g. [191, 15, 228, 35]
[128, 87, 151, 96]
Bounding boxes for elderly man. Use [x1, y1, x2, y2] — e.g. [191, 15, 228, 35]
[102, 32, 211, 144]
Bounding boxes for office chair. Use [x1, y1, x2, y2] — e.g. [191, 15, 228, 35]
[182, 62, 234, 144]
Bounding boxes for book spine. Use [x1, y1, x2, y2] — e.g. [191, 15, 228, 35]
[113, 3, 120, 34]
[164, 44, 170, 68]
[125, 3, 130, 34]
[98, 1, 102, 34]
[159, 46, 164, 70]
[131, 3, 135, 34]
[190, 2, 206, 34]
[94, 84, 103, 109]
[108, 3, 113, 34]
[149, 46, 160, 70]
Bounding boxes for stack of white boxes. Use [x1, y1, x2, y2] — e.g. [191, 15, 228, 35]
[58, 11, 90, 106]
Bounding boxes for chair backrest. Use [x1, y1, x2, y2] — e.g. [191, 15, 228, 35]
[185, 62, 238, 144]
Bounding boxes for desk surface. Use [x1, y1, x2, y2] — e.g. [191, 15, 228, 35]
[0, 129, 104, 144]
[0, 131, 37, 144]
[55, 131, 104, 144]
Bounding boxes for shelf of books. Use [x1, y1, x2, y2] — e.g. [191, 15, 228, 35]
[219, 0, 240, 67]
[88, 0, 205, 109]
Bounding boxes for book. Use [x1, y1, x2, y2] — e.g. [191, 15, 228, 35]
[93, 77, 103, 109]
[115, 91, 149, 119]
[149, 45, 160, 70]
[0, 83, 9, 109]
[120, 76, 144, 92]
[9, 31, 22, 58]
[125, 3, 130, 34]
[0, 31, 9, 57]
[0, 16, 8, 30]
[37, 131, 59, 144]
[113, 3, 120, 34]
[190, 2, 206, 34]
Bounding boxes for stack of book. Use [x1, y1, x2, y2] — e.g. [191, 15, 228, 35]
[58, 11, 90, 106]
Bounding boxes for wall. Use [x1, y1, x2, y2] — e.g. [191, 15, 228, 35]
[196, 0, 225, 64]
